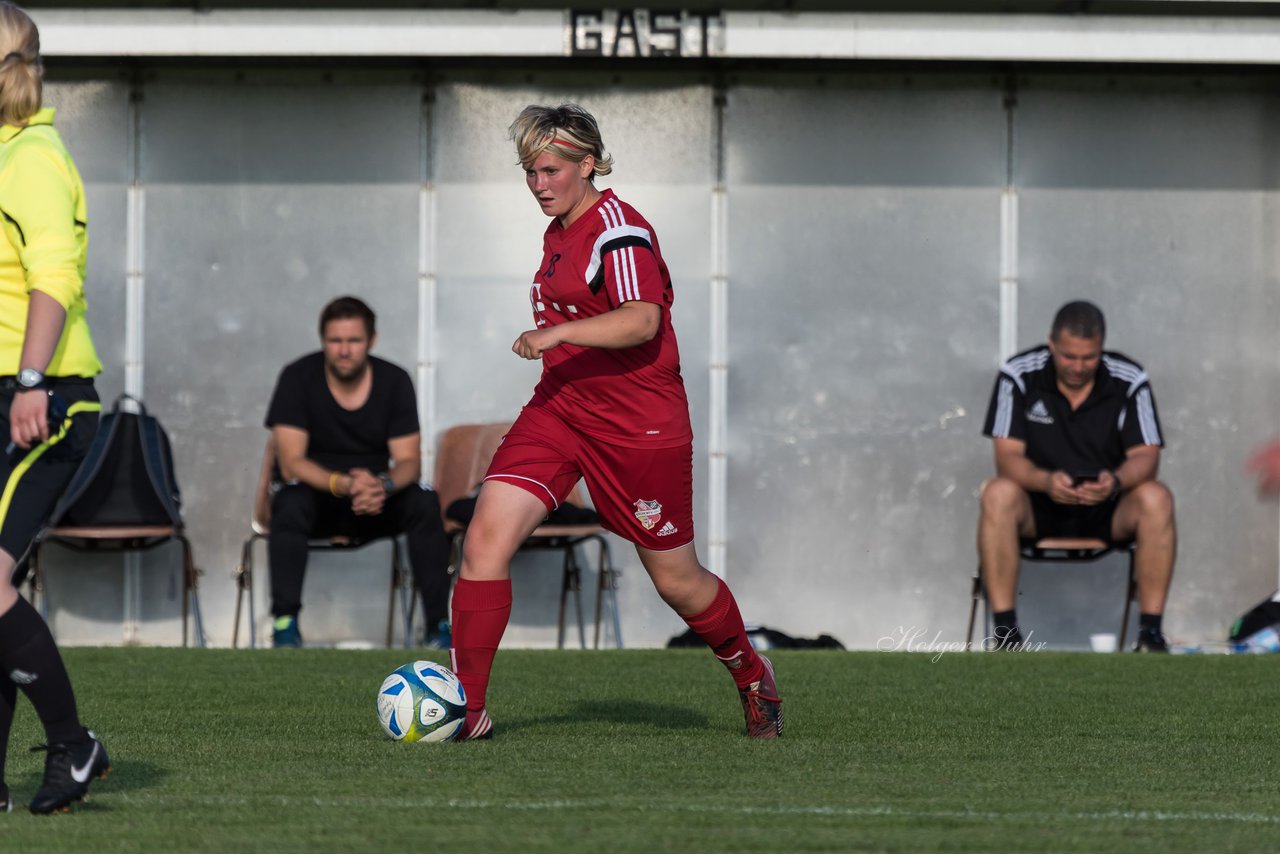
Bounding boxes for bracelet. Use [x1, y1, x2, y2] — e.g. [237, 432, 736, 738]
[328, 472, 342, 497]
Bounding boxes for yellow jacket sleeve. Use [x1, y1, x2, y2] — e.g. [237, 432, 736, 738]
[0, 138, 84, 311]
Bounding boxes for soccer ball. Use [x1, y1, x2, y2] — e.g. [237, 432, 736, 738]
[377, 660, 467, 743]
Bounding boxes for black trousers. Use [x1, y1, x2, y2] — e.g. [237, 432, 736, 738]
[267, 483, 451, 631]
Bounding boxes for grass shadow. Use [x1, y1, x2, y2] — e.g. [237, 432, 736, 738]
[505, 698, 711, 734]
[11, 758, 170, 812]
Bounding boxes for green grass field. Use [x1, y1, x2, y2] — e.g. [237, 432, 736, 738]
[2, 648, 1277, 852]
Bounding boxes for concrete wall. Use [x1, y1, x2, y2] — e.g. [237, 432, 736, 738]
[35, 68, 1280, 650]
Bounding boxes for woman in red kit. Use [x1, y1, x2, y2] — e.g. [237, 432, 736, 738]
[449, 103, 782, 741]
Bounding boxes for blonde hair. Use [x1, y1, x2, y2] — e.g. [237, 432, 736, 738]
[0, 2, 40, 127]
[509, 103, 613, 179]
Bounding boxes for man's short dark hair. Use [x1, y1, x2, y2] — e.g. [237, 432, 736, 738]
[1050, 300, 1106, 342]
[319, 296, 376, 338]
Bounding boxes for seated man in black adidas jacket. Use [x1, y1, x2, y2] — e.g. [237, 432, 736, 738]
[978, 300, 1176, 652]
[264, 296, 450, 648]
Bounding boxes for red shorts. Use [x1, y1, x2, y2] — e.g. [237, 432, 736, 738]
[484, 406, 695, 552]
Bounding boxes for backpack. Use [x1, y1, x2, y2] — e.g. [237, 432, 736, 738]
[48, 393, 183, 528]
[1229, 590, 1280, 653]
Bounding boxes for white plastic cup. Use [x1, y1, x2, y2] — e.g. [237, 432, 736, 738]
[1089, 633, 1118, 653]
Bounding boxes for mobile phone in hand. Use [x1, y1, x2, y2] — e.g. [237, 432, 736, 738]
[1071, 471, 1100, 487]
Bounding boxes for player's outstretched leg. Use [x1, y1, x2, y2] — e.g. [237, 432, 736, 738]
[28, 730, 110, 815]
[643, 546, 783, 739]
[682, 577, 783, 739]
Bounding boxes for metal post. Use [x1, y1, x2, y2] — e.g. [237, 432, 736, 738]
[708, 88, 729, 579]
[418, 90, 438, 485]
[123, 86, 145, 644]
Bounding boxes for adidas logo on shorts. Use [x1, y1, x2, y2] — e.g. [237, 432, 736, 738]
[656, 521, 678, 537]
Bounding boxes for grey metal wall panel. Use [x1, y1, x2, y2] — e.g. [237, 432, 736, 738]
[1016, 87, 1280, 645]
[43, 81, 129, 403]
[32, 70, 1279, 652]
[725, 86, 1004, 649]
[141, 84, 422, 646]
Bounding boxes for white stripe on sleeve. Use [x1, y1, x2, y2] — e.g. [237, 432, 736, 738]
[1137, 387, 1161, 445]
[994, 378, 1014, 437]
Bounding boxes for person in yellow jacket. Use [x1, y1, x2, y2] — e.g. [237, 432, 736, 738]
[0, 2, 109, 815]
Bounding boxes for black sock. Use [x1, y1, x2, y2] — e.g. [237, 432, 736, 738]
[994, 609, 1019, 634]
[0, 677, 14, 784]
[0, 598, 85, 745]
[1139, 613, 1163, 634]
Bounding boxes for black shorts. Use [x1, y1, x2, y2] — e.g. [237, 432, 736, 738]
[1029, 492, 1119, 541]
[0, 380, 100, 563]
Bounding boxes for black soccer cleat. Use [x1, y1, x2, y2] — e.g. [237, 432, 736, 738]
[28, 730, 110, 815]
[1134, 628, 1170, 654]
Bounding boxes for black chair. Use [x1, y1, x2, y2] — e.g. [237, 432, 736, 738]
[967, 537, 1137, 651]
[230, 437, 414, 649]
[26, 525, 205, 647]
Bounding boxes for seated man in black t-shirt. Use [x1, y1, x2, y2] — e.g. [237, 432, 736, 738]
[978, 300, 1177, 652]
[264, 296, 450, 648]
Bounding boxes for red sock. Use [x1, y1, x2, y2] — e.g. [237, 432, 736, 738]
[682, 577, 763, 690]
[450, 578, 512, 712]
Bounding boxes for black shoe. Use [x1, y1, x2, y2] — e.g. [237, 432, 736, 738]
[423, 620, 452, 650]
[990, 626, 1025, 651]
[1134, 628, 1170, 653]
[1, 783, 11, 813]
[29, 730, 110, 815]
[272, 615, 302, 648]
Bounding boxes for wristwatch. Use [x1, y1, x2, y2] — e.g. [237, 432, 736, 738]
[16, 367, 45, 390]
[379, 473, 395, 495]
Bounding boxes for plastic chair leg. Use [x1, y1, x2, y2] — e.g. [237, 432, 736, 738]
[591, 536, 622, 650]
[570, 546, 586, 650]
[1119, 550, 1137, 651]
[232, 536, 256, 649]
[966, 569, 983, 649]
[385, 542, 399, 649]
[179, 535, 206, 648]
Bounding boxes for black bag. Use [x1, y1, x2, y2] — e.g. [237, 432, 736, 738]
[48, 394, 183, 528]
[1229, 590, 1280, 646]
[667, 625, 845, 650]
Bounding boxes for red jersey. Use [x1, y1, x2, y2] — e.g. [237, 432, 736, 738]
[523, 188, 693, 448]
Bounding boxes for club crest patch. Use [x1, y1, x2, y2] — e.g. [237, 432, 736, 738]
[633, 498, 662, 530]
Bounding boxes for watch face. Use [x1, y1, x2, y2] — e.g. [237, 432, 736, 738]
[17, 368, 43, 389]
